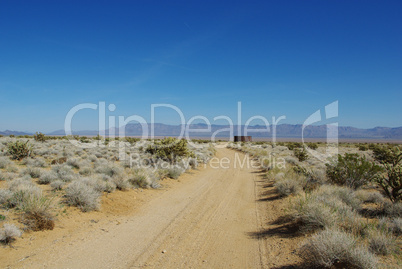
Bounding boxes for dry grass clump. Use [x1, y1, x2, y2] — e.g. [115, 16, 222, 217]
[52, 164, 78, 182]
[291, 185, 363, 233]
[274, 174, 304, 197]
[128, 168, 152, 188]
[65, 180, 101, 212]
[38, 171, 58, 185]
[368, 229, 398, 256]
[167, 167, 183, 179]
[0, 156, 12, 169]
[18, 194, 54, 231]
[355, 190, 385, 204]
[299, 228, 378, 269]
[0, 224, 22, 245]
[50, 180, 65, 191]
[22, 167, 42, 178]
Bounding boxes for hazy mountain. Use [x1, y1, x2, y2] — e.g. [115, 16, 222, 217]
[0, 130, 32, 136]
[46, 123, 402, 140]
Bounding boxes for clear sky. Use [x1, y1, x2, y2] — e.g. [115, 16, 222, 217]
[0, 0, 401, 133]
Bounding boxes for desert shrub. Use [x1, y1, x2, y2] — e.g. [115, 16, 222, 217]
[368, 230, 397, 255]
[66, 158, 81, 169]
[0, 224, 22, 245]
[18, 194, 54, 231]
[80, 177, 108, 193]
[326, 153, 382, 189]
[0, 171, 17, 181]
[25, 157, 47, 168]
[65, 180, 101, 212]
[51, 157, 67, 165]
[167, 167, 183, 179]
[292, 185, 362, 233]
[22, 167, 42, 178]
[104, 180, 117, 193]
[189, 158, 198, 169]
[284, 156, 298, 165]
[274, 175, 303, 197]
[355, 190, 385, 204]
[50, 180, 65, 191]
[299, 228, 377, 269]
[7, 140, 32, 160]
[145, 138, 195, 164]
[0, 156, 12, 169]
[95, 163, 123, 178]
[38, 171, 58, 184]
[52, 164, 77, 182]
[306, 142, 318, 150]
[128, 169, 152, 188]
[375, 148, 402, 203]
[79, 166, 93, 176]
[0, 189, 13, 205]
[317, 185, 361, 211]
[112, 177, 130, 190]
[292, 195, 337, 231]
[388, 218, 402, 235]
[5, 164, 19, 173]
[33, 132, 46, 142]
[372, 145, 398, 164]
[358, 144, 368, 151]
[381, 201, 402, 218]
[155, 169, 169, 180]
[8, 184, 42, 208]
[294, 148, 308, 162]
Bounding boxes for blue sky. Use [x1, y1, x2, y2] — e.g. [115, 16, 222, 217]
[0, 0, 401, 133]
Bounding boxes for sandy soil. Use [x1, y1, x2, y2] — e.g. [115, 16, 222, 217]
[1, 148, 301, 269]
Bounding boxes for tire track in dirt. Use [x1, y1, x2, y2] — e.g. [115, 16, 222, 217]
[11, 148, 267, 269]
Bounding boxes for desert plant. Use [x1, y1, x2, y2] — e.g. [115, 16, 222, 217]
[128, 169, 152, 188]
[18, 194, 54, 231]
[0, 189, 13, 205]
[167, 167, 183, 179]
[112, 177, 130, 190]
[145, 138, 195, 164]
[22, 167, 42, 178]
[33, 132, 46, 142]
[7, 140, 32, 160]
[372, 145, 398, 164]
[0, 224, 22, 245]
[375, 148, 402, 203]
[294, 148, 308, 162]
[307, 142, 318, 150]
[38, 171, 58, 184]
[50, 180, 65, 191]
[326, 153, 383, 189]
[0, 156, 11, 169]
[368, 230, 397, 255]
[274, 176, 303, 197]
[65, 180, 101, 212]
[299, 228, 377, 269]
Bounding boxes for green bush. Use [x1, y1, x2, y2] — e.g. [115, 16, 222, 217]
[372, 146, 398, 164]
[376, 148, 402, 203]
[33, 132, 46, 142]
[326, 153, 382, 189]
[306, 142, 318, 150]
[146, 138, 195, 163]
[7, 140, 32, 160]
[294, 148, 308, 162]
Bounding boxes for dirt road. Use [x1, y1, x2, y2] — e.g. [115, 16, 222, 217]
[8, 148, 269, 268]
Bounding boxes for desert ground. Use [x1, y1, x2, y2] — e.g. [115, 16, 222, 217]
[0, 137, 401, 268]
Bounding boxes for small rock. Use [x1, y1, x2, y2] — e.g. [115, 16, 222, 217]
[162, 250, 167, 254]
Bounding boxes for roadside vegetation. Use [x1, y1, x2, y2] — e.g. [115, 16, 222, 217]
[0, 135, 214, 245]
[228, 141, 402, 268]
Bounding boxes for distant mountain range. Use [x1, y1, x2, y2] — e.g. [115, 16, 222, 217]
[45, 123, 402, 140]
[2, 124, 402, 140]
[0, 130, 31, 136]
